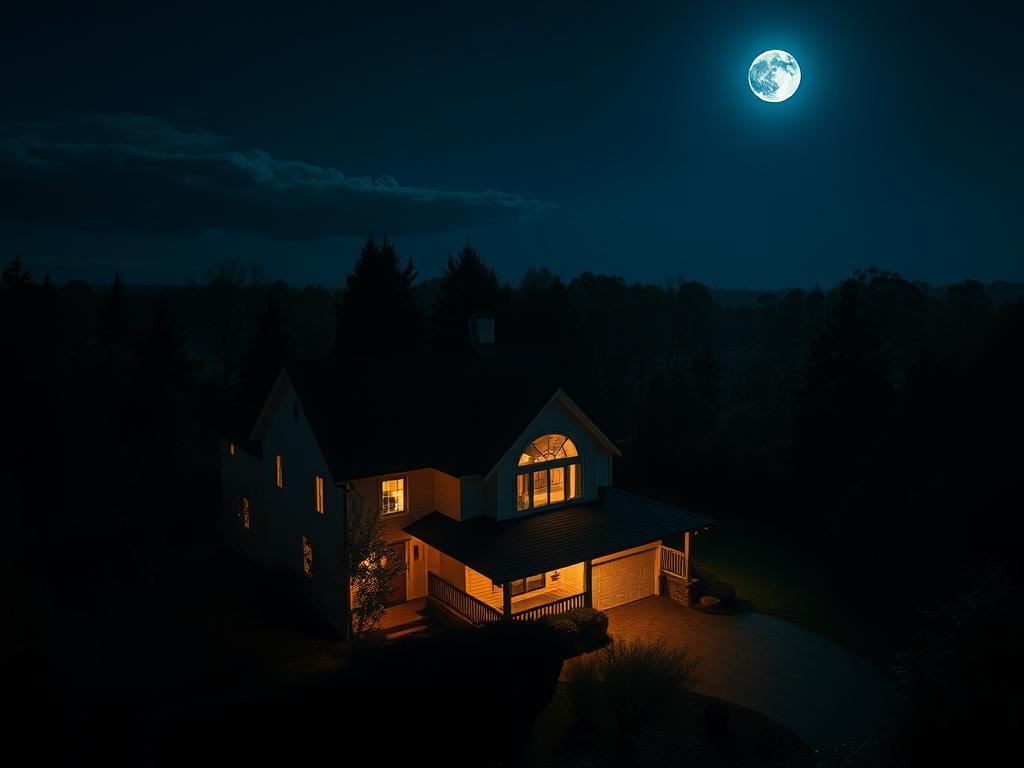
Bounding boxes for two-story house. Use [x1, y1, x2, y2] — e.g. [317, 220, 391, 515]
[221, 362, 710, 634]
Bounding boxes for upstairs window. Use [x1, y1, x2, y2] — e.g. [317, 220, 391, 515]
[381, 477, 405, 515]
[516, 434, 582, 511]
[240, 496, 251, 529]
[228, 442, 237, 457]
[302, 536, 313, 576]
[315, 475, 325, 514]
[275, 455, 284, 488]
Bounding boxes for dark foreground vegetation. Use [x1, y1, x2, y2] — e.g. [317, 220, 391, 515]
[3, 242, 1023, 766]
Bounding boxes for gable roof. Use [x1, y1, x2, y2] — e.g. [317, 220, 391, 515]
[403, 487, 712, 583]
[260, 357, 618, 481]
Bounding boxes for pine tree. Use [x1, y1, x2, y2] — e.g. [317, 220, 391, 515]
[333, 236, 420, 358]
[432, 241, 500, 355]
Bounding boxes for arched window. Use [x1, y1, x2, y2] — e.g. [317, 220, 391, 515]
[517, 434, 578, 466]
[516, 434, 582, 511]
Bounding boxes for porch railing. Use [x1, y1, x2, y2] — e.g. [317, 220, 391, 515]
[428, 571, 502, 624]
[511, 592, 587, 622]
[661, 545, 688, 579]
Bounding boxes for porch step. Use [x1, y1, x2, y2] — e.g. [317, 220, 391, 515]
[386, 621, 431, 641]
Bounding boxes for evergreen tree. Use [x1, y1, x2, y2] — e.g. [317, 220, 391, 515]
[97, 273, 134, 348]
[432, 241, 500, 355]
[334, 236, 420, 358]
[2, 255, 33, 288]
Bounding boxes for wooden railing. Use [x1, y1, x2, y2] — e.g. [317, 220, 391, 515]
[661, 545, 688, 579]
[512, 592, 587, 622]
[428, 572, 502, 625]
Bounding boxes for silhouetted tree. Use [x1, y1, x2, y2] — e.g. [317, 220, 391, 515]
[431, 241, 500, 356]
[2, 254, 32, 287]
[97, 273, 135, 348]
[334, 236, 420, 358]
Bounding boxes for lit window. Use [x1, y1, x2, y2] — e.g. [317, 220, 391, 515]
[240, 496, 250, 529]
[515, 434, 582, 511]
[228, 442, 236, 456]
[275, 454, 284, 488]
[381, 478, 405, 515]
[302, 536, 313, 576]
[518, 434, 578, 466]
[509, 573, 546, 596]
[315, 475, 325, 514]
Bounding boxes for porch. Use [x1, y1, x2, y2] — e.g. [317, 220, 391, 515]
[425, 542, 690, 625]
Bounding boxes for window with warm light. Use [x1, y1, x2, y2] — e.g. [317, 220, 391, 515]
[381, 477, 405, 515]
[275, 454, 284, 488]
[508, 573, 546, 596]
[228, 442, 236, 456]
[516, 434, 582, 511]
[314, 475, 325, 514]
[240, 496, 250, 529]
[302, 536, 313, 576]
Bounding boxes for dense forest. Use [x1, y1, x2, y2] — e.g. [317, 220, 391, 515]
[3, 240, 1023, 765]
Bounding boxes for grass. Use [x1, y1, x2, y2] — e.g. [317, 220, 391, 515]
[529, 682, 815, 767]
[694, 516, 907, 674]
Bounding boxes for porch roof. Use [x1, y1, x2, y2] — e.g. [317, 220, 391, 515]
[403, 487, 712, 583]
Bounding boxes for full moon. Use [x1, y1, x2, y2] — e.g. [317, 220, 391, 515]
[748, 50, 801, 103]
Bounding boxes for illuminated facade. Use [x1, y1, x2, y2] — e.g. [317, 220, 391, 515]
[220, 368, 711, 635]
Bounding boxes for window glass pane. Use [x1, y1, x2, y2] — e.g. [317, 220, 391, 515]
[518, 434, 577, 464]
[382, 478, 405, 514]
[569, 463, 581, 499]
[509, 579, 525, 596]
[549, 466, 565, 503]
[517, 473, 530, 511]
[518, 444, 543, 466]
[302, 536, 313, 576]
[525, 573, 545, 591]
[532, 469, 548, 508]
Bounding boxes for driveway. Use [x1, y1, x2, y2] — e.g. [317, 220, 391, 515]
[599, 596, 901, 752]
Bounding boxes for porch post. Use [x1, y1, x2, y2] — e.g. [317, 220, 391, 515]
[502, 582, 512, 619]
[683, 531, 691, 580]
[584, 560, 593, 607]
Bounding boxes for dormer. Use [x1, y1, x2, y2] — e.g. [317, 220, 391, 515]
[482, 389, 621, 521]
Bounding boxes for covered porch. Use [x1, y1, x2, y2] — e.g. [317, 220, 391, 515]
[405, 486, 708, 625]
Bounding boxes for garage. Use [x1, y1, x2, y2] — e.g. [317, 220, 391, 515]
[592, 546, 657, 610]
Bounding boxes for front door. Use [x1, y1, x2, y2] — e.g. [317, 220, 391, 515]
[387, 541, 407, 605]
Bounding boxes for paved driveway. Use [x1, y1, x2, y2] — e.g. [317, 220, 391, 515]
[600, 597, 901, 751]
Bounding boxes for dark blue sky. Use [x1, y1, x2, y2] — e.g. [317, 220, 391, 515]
[1, 1, 1020, 288]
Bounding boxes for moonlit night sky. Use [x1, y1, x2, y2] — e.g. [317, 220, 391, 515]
[1, 0, 1021, 288]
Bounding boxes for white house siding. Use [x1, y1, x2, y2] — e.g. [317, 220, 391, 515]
[221, 440, 266, 565]
[256, 378, 347, 634]
[434, 470, 461, 519]
[438, 551, 466, 590]
[489, 399, 608, 521]
[464, 561, 587, 613]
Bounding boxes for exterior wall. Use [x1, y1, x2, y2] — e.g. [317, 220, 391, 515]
[221, 440, 266, 565]
[348, 466, 461, 545]
[488, 399, 612, 521]
[255, 380, 348, 634]
[464, 561, 587, 613]
[438, 551, 466, 590]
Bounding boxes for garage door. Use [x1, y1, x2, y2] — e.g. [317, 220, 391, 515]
[593, 547, 656, 610]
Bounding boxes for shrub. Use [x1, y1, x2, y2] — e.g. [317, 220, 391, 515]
[704, 580, 737, 607]
[540, 614, 581, 657]
[562, 606, 610, 646]
[567, 639, 698, 745]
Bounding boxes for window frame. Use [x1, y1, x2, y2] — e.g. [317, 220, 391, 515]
[508, 573, 546, 597]
[302, 535, 313, 577]
[275, 454, 284, 488]
[516, 459, 582, 512]
[380, 475, 407, 516]
[314, 475, 325, 514]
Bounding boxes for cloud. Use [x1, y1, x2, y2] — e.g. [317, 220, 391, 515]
[0, 114, 556, 239]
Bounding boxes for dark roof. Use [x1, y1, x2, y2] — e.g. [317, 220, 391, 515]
[403, 487, 712, 583]
[284, 357, 597, 480]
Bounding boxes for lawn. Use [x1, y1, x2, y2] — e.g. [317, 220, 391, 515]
[693, 516, 907, 674]
[529, 682, 815, 767]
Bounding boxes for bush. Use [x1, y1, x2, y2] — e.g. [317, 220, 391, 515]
[562, 607, 610, 646]
[567, 639, 698, 745]
[540, 614, 581, 657]
[704, 580, 737, 607]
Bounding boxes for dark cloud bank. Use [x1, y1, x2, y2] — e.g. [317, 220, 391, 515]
[0, 114, 555, 239]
